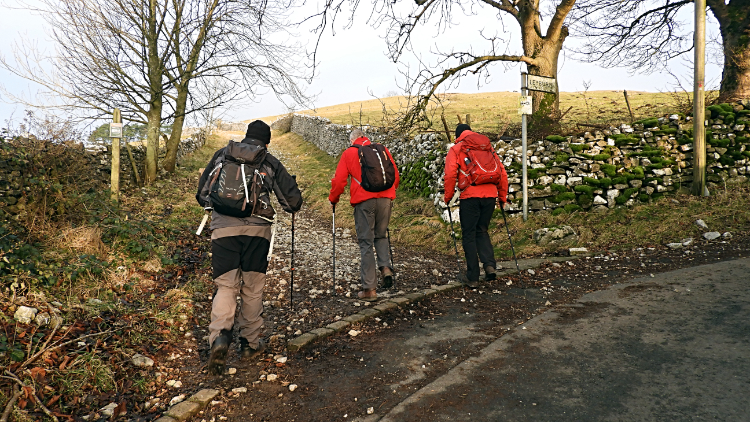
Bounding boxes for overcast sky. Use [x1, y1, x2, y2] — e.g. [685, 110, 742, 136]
[0, 1, 723, 128]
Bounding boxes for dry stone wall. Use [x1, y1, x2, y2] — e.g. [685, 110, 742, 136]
[287, 101, 750, 215]
[0, 130, 208, 212]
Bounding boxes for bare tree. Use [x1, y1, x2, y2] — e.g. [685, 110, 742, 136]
[1, 0, 313, 181]
[571, 0, 750, 102]
[317, 0, 576, 130]
[162, 0, 312, 172]
[1, 0, 175, 183]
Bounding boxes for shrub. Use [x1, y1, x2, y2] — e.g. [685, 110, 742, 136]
[724, 113, 735, 126]
[583, 176, 600, 186]
[563, 204, 582, 213]
[612, 135, 639, 146]
[601, 164, 617, 177]
[718, 103, 734, 113]
[550, 183, 568, 193]
[636, 118, 659, 127]
[554, 153, 570, 163]
[719, 155, 736, 166]
[574, 185, 596, 195]
[612, 176, 628, 185]
[550, 192, 576, 203]
[707, 105, 725, 118]
[545, 135, 567, 143]
[577, 194, 593, 207]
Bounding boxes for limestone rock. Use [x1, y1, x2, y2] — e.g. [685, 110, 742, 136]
[533, 226, 578, 246]
[14, 306, 38, 324]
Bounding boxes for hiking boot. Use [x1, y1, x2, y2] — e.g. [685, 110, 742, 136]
[484, 265, 497, 281]
[357, 289, 378, 302]
[207, 329, 231, 375]
[381, 266, 394, 289]
[239, 338, 266, 360]
[459, 273, 479, 289]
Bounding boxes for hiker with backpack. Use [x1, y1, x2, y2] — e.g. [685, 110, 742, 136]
[443, 124, 509, 288]
[329, 129, 399, 302]
[196, 120, 302, 375]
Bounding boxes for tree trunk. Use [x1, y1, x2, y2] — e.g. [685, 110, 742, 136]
[143, 0, 163, 185]
[144, 104, 161, 184]
[519, 2, 569, 115]
[711, 1, 750, 102]
[164, 84, 188, 173]
[718, 27, 750, 102]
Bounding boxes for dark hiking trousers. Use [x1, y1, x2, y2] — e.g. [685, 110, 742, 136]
[209, 235, 269, 349]
[459, 197, 497, 282]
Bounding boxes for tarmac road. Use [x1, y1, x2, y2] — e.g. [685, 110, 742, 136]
[360, 257, 750, 422]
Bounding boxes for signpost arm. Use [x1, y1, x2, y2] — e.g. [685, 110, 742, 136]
[521, 73, 529, 221]
[111, 108, 121, 202]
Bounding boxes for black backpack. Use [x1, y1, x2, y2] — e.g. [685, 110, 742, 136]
[200, 141, 274, 219]
[351, 143, 396, 192]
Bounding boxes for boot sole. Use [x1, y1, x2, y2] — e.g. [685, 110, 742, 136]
[241, 342, 266, 360]
[381, 275, 393, 289]
[207, 343, 228, 375]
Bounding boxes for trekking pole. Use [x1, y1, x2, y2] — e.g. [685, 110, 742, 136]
[500, 207, 521, 273]
[386, 227, 395, 289]
[446, 205, 463, 281]
[332, 203, 336, 295]
[291, 212, 295, 309]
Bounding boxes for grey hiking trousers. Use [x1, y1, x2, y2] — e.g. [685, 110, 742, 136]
[353, 198, 393, 290]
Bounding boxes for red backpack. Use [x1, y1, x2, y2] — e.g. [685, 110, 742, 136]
[456, 133, 507, 191]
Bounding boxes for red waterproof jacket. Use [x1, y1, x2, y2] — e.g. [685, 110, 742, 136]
[443, 130, 509, 205]
[329, 137, 400, 206]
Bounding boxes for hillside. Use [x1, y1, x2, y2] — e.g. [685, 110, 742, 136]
[252, 90, 691, 133]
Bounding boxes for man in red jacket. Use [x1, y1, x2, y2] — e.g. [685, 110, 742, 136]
[329, 129, 400, 301]
[443, 124, 508, 287]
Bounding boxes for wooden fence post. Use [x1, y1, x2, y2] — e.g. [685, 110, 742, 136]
[441, 114, 452, 142]
[623, 91, 634, 123]
[111, 108, 121, 202]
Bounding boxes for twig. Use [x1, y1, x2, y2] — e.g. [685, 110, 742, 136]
[0, 385, 22, 422]
[21, 330, 114, 369]
[559, 106, 574, 120]
[27, 302, 61, 366]
[3, 371, 59, 422]
[576, 122, 610, 129]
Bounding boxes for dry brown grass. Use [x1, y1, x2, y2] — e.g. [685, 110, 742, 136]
[250, 90, 705, 135]
[54, 226, 108, 257]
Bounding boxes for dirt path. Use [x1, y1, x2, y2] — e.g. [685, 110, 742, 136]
[166, 228, 750, 422]
[137, 135, 750, 422]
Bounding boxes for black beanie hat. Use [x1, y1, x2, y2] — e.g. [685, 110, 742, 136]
[245, 120, 271, 144]
[455, 123, 471, 139]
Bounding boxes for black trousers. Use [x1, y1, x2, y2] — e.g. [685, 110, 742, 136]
[459, 197, 497, 281]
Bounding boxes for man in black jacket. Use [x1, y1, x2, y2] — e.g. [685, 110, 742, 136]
[196, 120, 302, 375]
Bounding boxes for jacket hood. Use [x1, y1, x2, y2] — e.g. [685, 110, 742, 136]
[352, 137, 371, 146]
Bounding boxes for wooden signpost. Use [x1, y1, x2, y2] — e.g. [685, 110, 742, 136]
[519, 73, 558, 221]
[110, 109, 122, 202]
